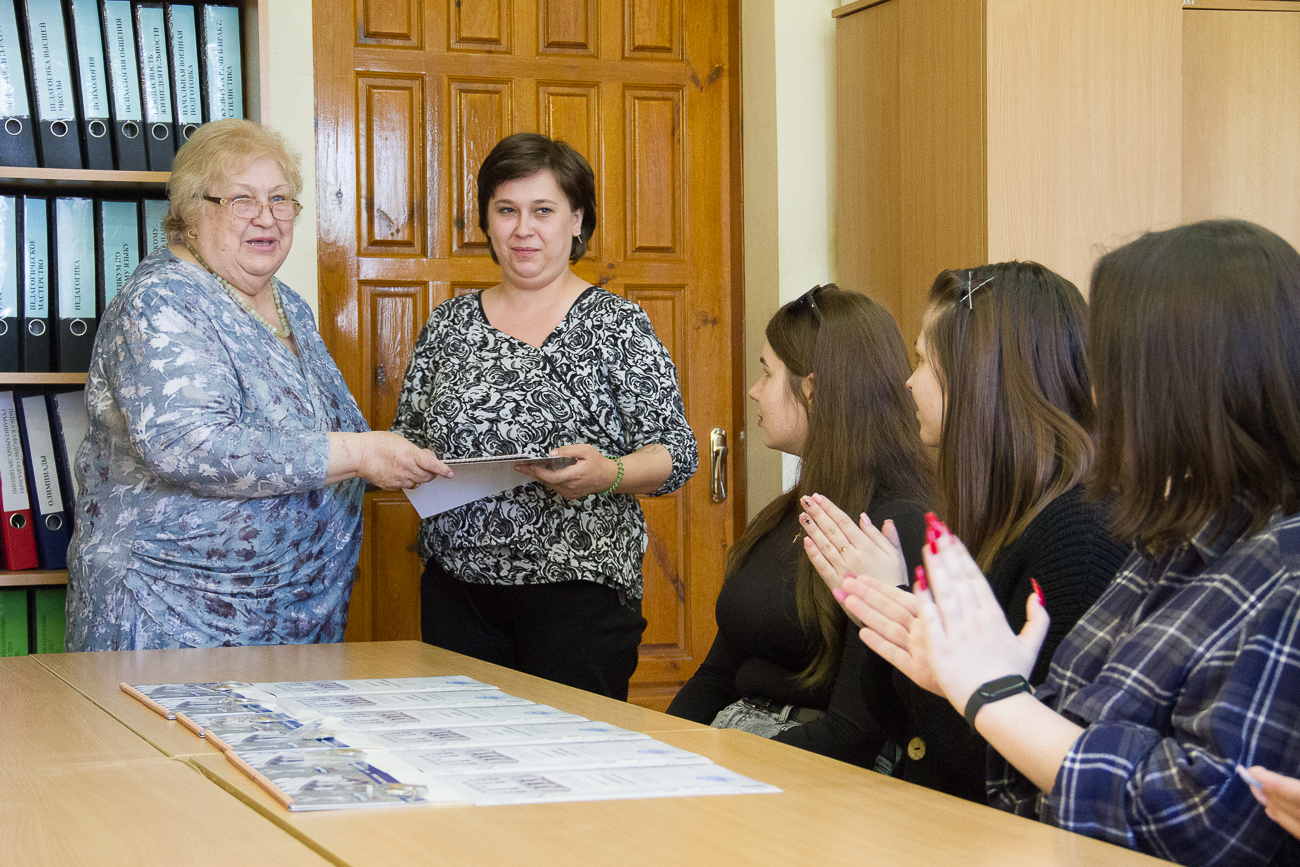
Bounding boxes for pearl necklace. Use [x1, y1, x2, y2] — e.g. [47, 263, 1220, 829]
[185, 241, 292, 339]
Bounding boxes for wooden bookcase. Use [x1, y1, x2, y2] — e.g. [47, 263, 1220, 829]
[0, 0, 266, 593]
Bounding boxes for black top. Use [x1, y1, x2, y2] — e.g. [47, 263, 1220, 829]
[666, 493, 928, 768]
[867, 486, 1130, 802]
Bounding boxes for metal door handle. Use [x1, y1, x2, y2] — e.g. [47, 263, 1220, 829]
[710, 428, 728, 502]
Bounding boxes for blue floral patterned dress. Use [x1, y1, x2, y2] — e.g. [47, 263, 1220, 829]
[64, 249, 369, 651]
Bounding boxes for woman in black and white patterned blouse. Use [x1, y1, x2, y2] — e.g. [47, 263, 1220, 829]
[391, 133, 698, 700]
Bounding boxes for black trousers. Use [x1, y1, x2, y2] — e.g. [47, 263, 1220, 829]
[420, 559, 647, 701]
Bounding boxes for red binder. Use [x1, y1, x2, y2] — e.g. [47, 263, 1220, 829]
[0, 391, 38, 570]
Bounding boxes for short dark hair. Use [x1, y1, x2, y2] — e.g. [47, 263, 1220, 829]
[476, 132, 597, 263]
[728, 285, 933, 690]
[924, 262, 1095, 568]
[1089, 219, 1300, 554]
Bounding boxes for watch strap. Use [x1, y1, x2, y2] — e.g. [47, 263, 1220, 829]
[963, 674, 1030, 729]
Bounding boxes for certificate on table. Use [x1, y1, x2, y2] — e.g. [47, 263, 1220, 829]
[402, 454, 577, 519]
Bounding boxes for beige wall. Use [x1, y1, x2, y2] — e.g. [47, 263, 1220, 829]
[258, 0, 318, 311]
[742, 0, 840, 518]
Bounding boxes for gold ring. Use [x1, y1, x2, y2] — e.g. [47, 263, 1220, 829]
[838, 546, 848, 554]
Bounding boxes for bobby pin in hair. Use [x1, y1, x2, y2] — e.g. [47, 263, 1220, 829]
[961, 271, 995, 309]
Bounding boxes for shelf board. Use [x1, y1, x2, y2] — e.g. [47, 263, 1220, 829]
[0, 167, 169, 192]
[0, 570, 68, 587]
[0, 373, 89, 385]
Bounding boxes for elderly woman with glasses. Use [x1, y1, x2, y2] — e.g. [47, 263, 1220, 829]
[65, 119, 449, 652]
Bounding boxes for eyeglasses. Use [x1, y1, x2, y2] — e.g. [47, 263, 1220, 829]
[792, 284, 828, 323]
[203, 195, 303, 221]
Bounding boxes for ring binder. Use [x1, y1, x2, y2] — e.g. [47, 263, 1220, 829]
[0, 0, 38, 166]
[66, 0, 114, 169]
[100, 0, 146, 170]
[22, 0, 84, 168]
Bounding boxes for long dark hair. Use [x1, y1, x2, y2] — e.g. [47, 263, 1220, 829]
[1089, 220, 1300, 554]
[924, 262, 1095, 569]
[729, 285, 933, 689]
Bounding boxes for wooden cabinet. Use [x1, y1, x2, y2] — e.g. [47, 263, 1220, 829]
[836, 0, 1300, 347]
[0, 0, 267, 594]
[834, 0, 1183, 344]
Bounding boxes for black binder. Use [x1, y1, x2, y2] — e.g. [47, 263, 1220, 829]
[53, 197, 95, 372]
[65, 0, 112, 169]
[95, 198, 138, 312]
[132, 1, 171, 169]
[164, 0, 197, 146]
[197, 0, 239, 120]
[14, 393, 71, 569]
[99, 0, 145, 170]
[21, 0, 82, 168]
[20, 196, 50, 373]
[0, 0, 38, 166]
[0, 196, 18, 371]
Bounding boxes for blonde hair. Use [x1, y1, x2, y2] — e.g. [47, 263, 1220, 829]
[163, 119, 303, 244]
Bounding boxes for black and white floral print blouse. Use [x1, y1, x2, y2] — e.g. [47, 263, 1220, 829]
[390, 286, 697, 601]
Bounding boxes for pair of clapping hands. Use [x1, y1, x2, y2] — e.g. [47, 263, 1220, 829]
[796, 494, 1048, 715]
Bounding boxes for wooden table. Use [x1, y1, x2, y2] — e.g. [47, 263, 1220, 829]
[14, 642, 1167, 867]
[0, 656, 334, 867]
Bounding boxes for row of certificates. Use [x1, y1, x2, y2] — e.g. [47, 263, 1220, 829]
[122, 675, 781, 811]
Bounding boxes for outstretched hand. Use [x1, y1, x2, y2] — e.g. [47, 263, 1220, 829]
[799, 492, 908, 594]
[912, 517, 1049, 713]
[354, 431, 452, 490]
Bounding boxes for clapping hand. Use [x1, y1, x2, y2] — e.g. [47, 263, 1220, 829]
[909, 515, 1048, 713]
[799, 493, 908, 594]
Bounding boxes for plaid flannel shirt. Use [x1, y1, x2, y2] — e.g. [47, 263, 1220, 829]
[988, 504, 1300, 866]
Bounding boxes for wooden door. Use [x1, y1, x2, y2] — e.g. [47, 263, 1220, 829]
[313, 0, 744, 709]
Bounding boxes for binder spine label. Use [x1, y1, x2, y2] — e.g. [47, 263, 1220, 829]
[69, 0, 109, 120]
[56, 198, 95, 317]
[27, 0, 76, 121]
[21, 395, 62, 514]
[168, 5, 200, 126]
[0, 197, 14, 320]
[100, 201, 138, 306]
[136, 7, 171, 121]
[0, 394, 31, 512]
[103, 1, 141, 120]
[142, 198, 168, 253]
[203, 5, 241, 119]
[0, 1, 29, 116]
[23, 198, 48, 319]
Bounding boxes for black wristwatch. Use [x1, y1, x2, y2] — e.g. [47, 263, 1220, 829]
[963, 674, 1031, 729]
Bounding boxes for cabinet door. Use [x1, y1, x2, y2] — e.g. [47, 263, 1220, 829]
[314, 0, 744, 710]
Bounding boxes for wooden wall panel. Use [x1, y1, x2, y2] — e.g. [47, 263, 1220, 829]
[449, 80, 513, 255]
[357, 75, 426, 256]
[356, 0, 422, 47]
[450, 0, 510, 52]
[1182, 9, 1300, 252]
[625, 0, 679, 59]
[360, 282, 429, 429]
[538, 82, 601, 257]
[985, 0, 1182, 296]
[345, 494, 424, 642]
[835, 1, 901, 316]
[539, 0, 596, 55]
[625, 88, 683, 257]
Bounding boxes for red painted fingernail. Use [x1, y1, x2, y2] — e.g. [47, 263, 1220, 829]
[914, 565, 928, 593]
[1031, 578, 1045, 607]
[924, 512, 942, 538]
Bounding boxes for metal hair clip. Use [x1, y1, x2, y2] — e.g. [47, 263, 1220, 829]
[961, 271, 995, 309]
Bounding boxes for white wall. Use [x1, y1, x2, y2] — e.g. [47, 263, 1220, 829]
[742, 0, 839, 516]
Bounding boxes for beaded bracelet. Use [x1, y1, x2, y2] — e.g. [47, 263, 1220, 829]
[599, 456, 625, 496]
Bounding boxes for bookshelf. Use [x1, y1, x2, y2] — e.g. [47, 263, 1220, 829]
[0, 0, 266, 600]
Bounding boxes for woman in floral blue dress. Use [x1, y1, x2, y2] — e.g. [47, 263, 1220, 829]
[65, 119, 449, 651]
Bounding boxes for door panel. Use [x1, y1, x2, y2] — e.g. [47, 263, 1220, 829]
[316, 0, 742, 709]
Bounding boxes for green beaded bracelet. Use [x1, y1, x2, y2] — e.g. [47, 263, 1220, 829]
[599, 456, 625, 496]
